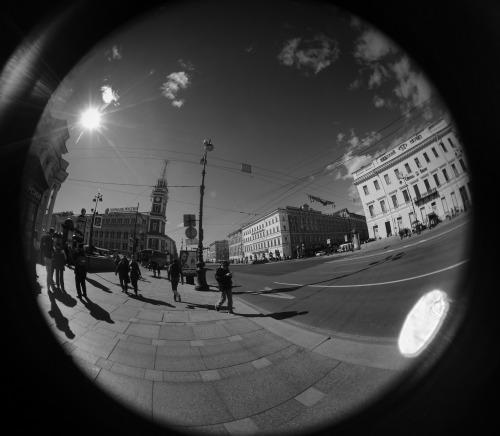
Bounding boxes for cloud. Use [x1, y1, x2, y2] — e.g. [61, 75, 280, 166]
[101, 85, 119, 106]
[390, 56, 433, 116]
[368, 64, 389, 88]
[105, 45, 122, 61]
[353, 28, 397, 63]
[373, 95, 386, 108]
[178, 59, 195, 70]
[160, 71, 190, 107]
[278, 34, 340, 75]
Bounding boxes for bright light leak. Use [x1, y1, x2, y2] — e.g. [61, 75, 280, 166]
[80, 107, 102, 130]
[398, 289, 450, 357]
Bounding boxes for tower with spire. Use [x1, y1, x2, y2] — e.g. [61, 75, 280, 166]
[145, 160, 171, 253]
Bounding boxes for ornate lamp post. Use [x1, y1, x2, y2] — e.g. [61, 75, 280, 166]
[195, 139, 214, 291]
[88, 190, 103, 249]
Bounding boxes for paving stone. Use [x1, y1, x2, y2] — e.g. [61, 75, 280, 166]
[218, 362, 256, 379]
[153, 382, 233, 427]
[214, 366, 298, 420]
[200, 369, 222, 382]
[111, 362, 146, 379]
[95, 319, 131, 334]
[125, 322, 160, 339]
[199, 341, 258, 369]
[251, 357, 273, 369]
[72, 356, 102, 382]
[136, 309, 164, 322]
[251, 398, 307, 430]
[74, 329, 119, 359]
[222, 318, 263, 336]
[158, 324, 195, 341]
[266, 344, 302, 363]
[240, 330, 293, 358]
[295, 387, 326, 407]
[112, 306, 139, 319]
[163, 371, 202, 383]
[224, 417, 261, 435]
[108, 339, 157, 369]
[155, 345, 207, 371]
[125, 335, 152, 345]
[145, 369, 164, 381]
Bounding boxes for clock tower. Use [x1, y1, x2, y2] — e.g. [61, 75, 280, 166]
[146, 160, 169, 253]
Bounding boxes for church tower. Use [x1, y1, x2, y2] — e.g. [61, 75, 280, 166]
[146, 160, 169, 252]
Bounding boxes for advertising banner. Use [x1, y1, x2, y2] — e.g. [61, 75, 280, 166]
[179, 250, 197, 276]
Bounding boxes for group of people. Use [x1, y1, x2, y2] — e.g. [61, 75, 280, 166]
[114, 254, 142, 295]
[39, 227, 88, 298]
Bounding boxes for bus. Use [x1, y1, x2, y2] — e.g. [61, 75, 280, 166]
[138, 249, 169, 268]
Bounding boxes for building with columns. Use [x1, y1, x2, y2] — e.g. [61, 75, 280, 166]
[352, 118, 472, 239]
[21, 113, 69, 259]
[228, 228, 244, 263]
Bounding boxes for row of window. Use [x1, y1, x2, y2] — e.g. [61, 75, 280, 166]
[243, 215, 282, 237]
[93, 231, 131, 240]
[363, 158, 467, 197]
[244, 237, 283, 252]
[100, 217, 137, 225]
[93, 241, 130, 250]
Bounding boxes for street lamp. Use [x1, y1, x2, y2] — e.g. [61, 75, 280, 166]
[88, 190, 103, 250]
[195, 139, 214, 291]
[398, 173, 418, 229]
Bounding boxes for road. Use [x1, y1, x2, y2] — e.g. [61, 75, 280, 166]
[225, 216, 471, 342]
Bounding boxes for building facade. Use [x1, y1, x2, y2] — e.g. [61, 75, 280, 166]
[352, 118, 472, 239]
[208, 240, 229, 263]
[241, 205, 368, 261]
[228, 229, 243, 263]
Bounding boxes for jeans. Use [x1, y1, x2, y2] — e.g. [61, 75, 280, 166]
[44, 257, 53, 290]
[75, 274, 86, 296]
[54, 268, 64, 290]
[216, 287, 233, 311]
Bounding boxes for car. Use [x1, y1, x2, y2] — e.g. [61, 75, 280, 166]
[315, 250, 326, 256]
[363, 238, 375, 244]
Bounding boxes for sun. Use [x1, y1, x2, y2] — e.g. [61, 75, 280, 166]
[80, 107, 102, 130]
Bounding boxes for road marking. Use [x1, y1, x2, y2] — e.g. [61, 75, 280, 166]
[275, 259, 469, 288]
[248, 287, 296, 299]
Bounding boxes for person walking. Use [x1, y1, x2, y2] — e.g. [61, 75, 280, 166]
[150, 257, 158, 277]
[156, 260, 161, 278]
[167, 259, 172, 281]
[116, 255, 130, 292]
[74, 244, 87, 298]
[168, 258, 184, 302]
[52, 244, 67, 292]
[215, 260, 234, 314]
[40, 227, 55, 292]
[129, 255, 141, 296]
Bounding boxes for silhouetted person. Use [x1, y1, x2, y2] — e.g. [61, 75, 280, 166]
[215, 260, 234, 314]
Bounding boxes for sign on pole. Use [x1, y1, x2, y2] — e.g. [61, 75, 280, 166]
[183, 214, 196, 227]
[185, 227, 197, 239]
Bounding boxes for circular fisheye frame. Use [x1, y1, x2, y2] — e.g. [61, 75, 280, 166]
[2, 1, 497, 435]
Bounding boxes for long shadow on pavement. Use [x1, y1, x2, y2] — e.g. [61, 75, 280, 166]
[50, 287, 77, 307]
[85, 276, 112, 293]
[48, 292, 75, 339]
[80, 296, 114, 323]
[127, 293, 175, 308]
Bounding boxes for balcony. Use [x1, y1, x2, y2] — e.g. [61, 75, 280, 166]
[414, 188, 439, 206]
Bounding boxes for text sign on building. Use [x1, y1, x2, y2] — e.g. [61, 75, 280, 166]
[108, 207, 138, 213]
[184, 214, 196, 227]
[376, 128, 433, 166]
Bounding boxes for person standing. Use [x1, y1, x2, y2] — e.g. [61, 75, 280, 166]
[215, 260, 234, 314]
[116, 255, 130, 292]
[31, 230, 40, 281]
[129, 255, 141, 296]
[74, 244, 87, 298]
[40, 227, 55, 291]
[168, 258, 184, 302]
[52, 244, 67, 292]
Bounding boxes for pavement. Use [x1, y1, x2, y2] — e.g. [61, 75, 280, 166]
[32, 214, 470, 435]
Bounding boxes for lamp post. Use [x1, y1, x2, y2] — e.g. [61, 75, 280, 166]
[195, 139, 214, 291]
[398, 173, 418, 229]
[88, 190, 103, 249]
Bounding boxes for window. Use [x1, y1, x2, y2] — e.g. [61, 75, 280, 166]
[391, 195, 398, 208]
[423, 152, 430, 163]
[153, 204, 160, 212]
[448, 138, 455, 148]
[402, 189, 410, 202]
[123, 231, 128, 239]
[432, 147, 439, 158]
[384, 174, 391, 185]
[414, 185, 421, 198]
[380, 200, 387, 213]
[459, 158, 467, 172]
[433, 173, 441, 187]
[404, 163, 412, 173]
[414, 157, 422, 168]
[424, 179, 431, 191]
[442, 168, 449, 182]
[440, 141, 448, 153]
[124, 218, 129, 224]
[363, 185, 369, 195]
[451, 163, 459, 177]
[110, 231, 115, 239]
[122, 243, 128, 250]
[374, 180, 380, 190]
[117, 219, 122, 224]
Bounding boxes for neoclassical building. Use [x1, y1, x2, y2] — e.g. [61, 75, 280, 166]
[352, 118, 472, 239]
[241, 204, 368, 261]
[21, 113, 69, 258]
[228, 229, 243, 263]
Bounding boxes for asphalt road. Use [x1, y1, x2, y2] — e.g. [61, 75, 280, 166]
[228, 218, 471, 342]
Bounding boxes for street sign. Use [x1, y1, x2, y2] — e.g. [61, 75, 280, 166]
[185, 227, 197, 239]
[183, 214, 196, 227]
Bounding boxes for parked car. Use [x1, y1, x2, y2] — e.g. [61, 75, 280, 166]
[363, 238, 375, 244]
[315, 250, 326, 256]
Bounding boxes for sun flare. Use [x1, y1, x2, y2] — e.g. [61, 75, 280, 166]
[80, 107, 102, 130]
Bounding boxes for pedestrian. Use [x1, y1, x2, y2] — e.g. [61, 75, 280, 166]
[167, 259, 172, 281]
[129, 255, 141, 296]
[214, 260, 234, 314]
[168, 258, 184, 302]
[156, 260, 161, 278]
[40, 227, 55, 291]
[116, 255, 130, 292]
[150, 257, 157, 277]
[74, 244, 87, 298]
[31, 230, 40, 280]
[52, 244, 67, 292]
[114, 253, 120, 267]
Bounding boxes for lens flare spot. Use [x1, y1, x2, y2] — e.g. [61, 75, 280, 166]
[398, 289, 449, 357]
[80, 107, 102, 130]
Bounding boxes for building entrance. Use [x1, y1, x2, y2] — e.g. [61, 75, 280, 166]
[459, 186, 470, 211]
[385, 221, 392, 236]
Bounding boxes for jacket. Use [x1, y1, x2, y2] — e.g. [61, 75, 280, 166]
[116, 259, 130, 277]
[74, 251, 87, 277]
[130, 261, 140, 280]
[215, 267, 233, 288]
[169, 263, 183, 279]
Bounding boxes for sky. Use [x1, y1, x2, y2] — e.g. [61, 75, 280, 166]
[47, 0, 450, 250]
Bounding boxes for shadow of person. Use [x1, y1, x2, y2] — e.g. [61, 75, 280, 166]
[47, 292, 75, 339]
[85, 276, 111, 293]
[128, 293, 175, 308]
[80, 296, 114, 323]
[51, 287, 77, 307]
[235, 310, 308, 320]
